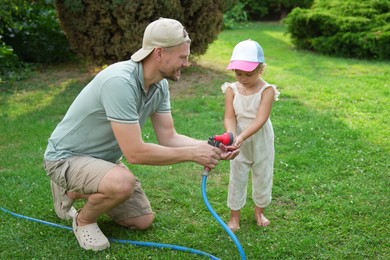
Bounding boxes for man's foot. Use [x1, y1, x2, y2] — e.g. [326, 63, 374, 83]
[73, 212, 110, 251]
[255, 213, 270, 227]
[51, 180, 77, 220]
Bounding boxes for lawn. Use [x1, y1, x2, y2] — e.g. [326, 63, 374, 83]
[0, 22, 389, 259]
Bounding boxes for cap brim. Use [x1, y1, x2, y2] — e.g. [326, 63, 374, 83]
[131, 48, 154, 62]
[227, 61, 260, 72]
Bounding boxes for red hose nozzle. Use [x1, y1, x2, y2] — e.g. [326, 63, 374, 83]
[203, 132, 234, 175]
[213, 132, 234, 145]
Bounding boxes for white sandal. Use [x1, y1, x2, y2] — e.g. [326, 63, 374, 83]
[72, 212, 110, 251]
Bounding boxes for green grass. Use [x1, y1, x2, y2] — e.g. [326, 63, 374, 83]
[1, 22, 389, 259]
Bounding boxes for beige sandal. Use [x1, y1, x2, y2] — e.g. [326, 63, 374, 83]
[50, 180, 76, 220]
[72, 212, 110, 251]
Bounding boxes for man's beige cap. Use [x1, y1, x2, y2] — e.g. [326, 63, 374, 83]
[131, 17, 191, 62]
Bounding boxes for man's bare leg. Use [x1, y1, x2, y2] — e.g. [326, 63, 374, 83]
[66, 167, 154, 230]
[74, 166, 136, 226]
[115, 214, 154, 230]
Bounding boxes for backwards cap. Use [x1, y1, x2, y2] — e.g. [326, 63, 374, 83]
[131, 18, 191, 62]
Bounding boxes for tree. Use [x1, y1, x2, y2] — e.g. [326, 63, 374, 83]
[55, 0, 233, 64]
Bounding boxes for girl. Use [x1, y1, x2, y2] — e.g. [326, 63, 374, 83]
[222, 40, 280, 232]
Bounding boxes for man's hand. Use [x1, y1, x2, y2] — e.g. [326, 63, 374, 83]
[192, 142, 222, 169]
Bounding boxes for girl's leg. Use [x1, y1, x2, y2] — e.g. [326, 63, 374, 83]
[227, 142, 250, 232]
[228, 209, 241, 232]
[254, 206, 270, 227]
[252, 151, 273, 227]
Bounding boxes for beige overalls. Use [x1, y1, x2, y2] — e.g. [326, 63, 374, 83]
[221, 82, 280, 210]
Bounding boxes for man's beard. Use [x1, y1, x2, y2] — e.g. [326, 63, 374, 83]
[161, 69, 180, 81]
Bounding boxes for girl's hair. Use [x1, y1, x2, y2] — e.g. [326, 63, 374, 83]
[256, 63, 266, 74]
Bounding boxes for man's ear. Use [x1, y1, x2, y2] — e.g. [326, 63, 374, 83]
[154, 47, 163, 61]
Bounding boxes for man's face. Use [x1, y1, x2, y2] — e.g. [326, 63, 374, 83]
[159, 42, 190, 81]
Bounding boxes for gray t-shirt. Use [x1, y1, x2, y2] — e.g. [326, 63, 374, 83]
[44, 60, 171, 163]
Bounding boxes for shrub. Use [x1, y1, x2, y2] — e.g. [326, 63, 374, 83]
[55, 0, 233, 64]
[284, 0, 390, 60]
[236, 0, 314, 21]
[0, 1, 29, 85]
[1, 0, 75, 64]
[223, 1, 248, 29]
[0, 41, 22, 86]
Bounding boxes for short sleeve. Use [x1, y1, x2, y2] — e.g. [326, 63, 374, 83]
[155, 80, 171, 113]
[271, 85, 280, 101]
[221, 82, 238, 94]
[260, 84, 280, 101]
[100, 76, 139, 123]
[221, 82, 229, 93]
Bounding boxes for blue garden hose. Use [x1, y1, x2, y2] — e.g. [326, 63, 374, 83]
[202, 173, 247, 260]
[0, 206, 219, 259]
[1, 174, 246, 259]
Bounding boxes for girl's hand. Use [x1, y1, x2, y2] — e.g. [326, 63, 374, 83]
[233, 135, 244, 149]
[219, 144, 240, 160]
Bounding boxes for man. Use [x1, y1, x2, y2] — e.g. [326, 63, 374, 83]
[43, 17, 238, 251]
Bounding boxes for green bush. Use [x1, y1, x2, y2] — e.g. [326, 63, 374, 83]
[284, 0, 390, 60]
[237, 0, 314, 21]
[223, 1, 248, 29]
[0, 41, 23, 86]
[55, 0, 234, 64]
[1, 0, 75, 64]
[0, 1, 28, 85]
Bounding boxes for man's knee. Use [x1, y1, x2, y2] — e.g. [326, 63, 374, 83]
[117, 213, 154, 230]
[100, 166, 136, 200]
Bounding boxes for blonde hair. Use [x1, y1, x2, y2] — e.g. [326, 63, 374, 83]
[256, 63, 266, 74]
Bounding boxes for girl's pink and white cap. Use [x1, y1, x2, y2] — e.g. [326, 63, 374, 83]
[227, 40, 265, 72]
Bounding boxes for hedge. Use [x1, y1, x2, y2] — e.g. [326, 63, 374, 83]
[284, 0, 390, 60]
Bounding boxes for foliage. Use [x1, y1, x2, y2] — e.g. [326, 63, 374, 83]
[1, 0, 75, 64]
[0, 0, 22, 36]
[0, 0, 27, 84]
[284, 0, 390, 60]
[231, 0, 314, 21]
[0, 41, 31, 87]
[55, 0, 234, 64]
[0, 0, 75, 86]
[223, 1, 249, 29]
[222, 0, 313, 30]
[0, 22, 389, 259]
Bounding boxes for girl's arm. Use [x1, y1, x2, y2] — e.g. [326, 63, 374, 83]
[235, 87, 275, 147]
[222, 87, 241, 158]
[223, 87, 237, 135]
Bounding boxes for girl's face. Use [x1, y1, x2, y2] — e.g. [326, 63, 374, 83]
[234, 68, 260, 86]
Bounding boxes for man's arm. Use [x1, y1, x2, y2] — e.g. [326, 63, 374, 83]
[151, 112, 239, 160]
[150, 112, 201, 147]
[111, 118, 221, 169]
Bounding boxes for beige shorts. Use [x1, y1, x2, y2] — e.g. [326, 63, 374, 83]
[44, 156, 152, 221]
